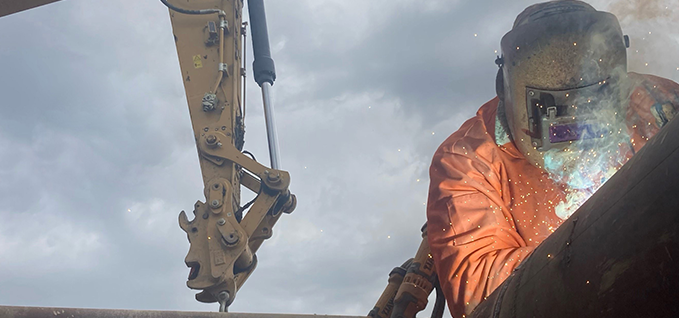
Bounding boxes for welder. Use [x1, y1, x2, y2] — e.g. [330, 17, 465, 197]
[425, 1, 679, 317]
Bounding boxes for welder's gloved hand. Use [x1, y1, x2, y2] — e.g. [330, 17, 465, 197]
[651, 102, 677, 128]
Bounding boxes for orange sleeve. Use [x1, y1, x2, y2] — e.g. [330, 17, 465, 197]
[626, 73, 679, 150]
[426, 141, 533, 318]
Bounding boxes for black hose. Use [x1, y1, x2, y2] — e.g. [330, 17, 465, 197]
[242, 150, 257, 162]
[160, 0, 223, 15]
[430, 278, 446, 318]
[235, 187, 260, 223]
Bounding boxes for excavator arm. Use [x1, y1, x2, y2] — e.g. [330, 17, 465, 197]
[163, 0, 295, 311]
[164, 2, 435, 314]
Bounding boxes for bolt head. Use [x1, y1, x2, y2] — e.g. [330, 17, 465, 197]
[211, 200, 220, 207]
[267, 172, 281, 183]
[223, 232, 239, 244]
[217, 291, 230, 302]
[217, 218, 226, 225]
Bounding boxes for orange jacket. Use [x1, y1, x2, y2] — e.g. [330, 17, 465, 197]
[426, 73, 679, 318]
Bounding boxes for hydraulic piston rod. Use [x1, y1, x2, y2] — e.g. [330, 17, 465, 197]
[261, 82, 281, 169]
[469, 115, 679, 317]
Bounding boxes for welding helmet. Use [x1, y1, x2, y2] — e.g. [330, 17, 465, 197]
[497, 0, 630, 169]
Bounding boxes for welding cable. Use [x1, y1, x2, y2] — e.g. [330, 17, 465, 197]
[430, 279, 446, 318]
[159, 0, 225, 16]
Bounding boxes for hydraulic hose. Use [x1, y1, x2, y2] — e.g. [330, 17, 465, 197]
[430, 282, 446, 318]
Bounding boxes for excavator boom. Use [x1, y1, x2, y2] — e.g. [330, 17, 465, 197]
[0, 0, 59, 17]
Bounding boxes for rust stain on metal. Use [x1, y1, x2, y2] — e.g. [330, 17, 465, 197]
[598, 260, 632, 295]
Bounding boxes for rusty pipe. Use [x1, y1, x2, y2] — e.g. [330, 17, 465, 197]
[469, 116, 679, 317]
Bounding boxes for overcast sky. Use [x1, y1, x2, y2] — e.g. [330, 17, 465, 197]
[0, 0, 677, 316]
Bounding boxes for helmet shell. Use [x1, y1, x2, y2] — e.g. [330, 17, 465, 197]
[500, 1, 628, 168]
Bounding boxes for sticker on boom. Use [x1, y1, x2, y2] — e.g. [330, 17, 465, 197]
[193, 55, 203, 69]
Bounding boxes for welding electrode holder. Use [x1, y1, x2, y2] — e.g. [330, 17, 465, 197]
[390, 224, 438, 318]
[369, 260, 412, 318]
[370, 224, 445, 318]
